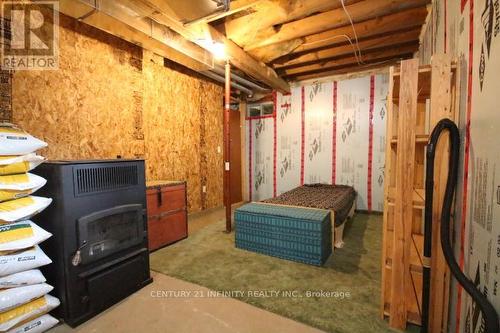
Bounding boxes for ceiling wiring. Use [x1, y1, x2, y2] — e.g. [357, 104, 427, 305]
[339, 0, 364, 64]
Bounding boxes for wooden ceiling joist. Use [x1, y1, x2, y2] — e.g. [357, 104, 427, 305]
[292, 61, 399, 82]
[244, 0, 430, 51]
[139, 0, 290, 92]
[224, 0, 363, 48]
[250, 6, 429, 63]
[274, 28, 422, 69]
[281, 42, 418, 78]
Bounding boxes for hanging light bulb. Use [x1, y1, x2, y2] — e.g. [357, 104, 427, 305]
[198, 39, 227, 61]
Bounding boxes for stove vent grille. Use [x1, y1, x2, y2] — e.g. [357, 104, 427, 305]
[74, 164, 139, 196]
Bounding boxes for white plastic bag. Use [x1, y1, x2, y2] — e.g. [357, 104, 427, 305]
[0, 283, 53, 312]
[0, 246, 52, 277]
[0, 196, 52, 223]
[0, 154, 45, 176]
[0, 174, 47, 202]
[0, 269, 46, 289]
[0, 295, 59, 331]
[0, 124, 47, 156]
[5, 314, 58, 333]
[0, 221, 52, 252]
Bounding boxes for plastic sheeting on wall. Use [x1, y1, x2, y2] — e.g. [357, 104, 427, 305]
[276, 88, 301, 195]
[247, 116, 274, 201]
[419, 0, 500, 331]
[246, 74, 388, 212]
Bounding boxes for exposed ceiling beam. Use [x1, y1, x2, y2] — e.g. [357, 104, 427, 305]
[57, 0, 214, 71]
[250, 6, 429, 63]
[138, 0, 290, 92]
[274, 28, 422, 69]
[244, 0, 430, 51]
[281, 43, 418, 78]
[224, 0, 362, 47]
[291, 60, 401, 82]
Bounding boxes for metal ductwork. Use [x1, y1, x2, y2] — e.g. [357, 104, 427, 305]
[166, 0, 230, 25]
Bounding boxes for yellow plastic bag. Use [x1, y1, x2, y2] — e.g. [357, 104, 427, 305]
[0, 196, 52, 223]
[0, 154, 45, 176]
[0, 221, 52, 252]
[0, 173, 47, 202]
[0, 295, 59, 331]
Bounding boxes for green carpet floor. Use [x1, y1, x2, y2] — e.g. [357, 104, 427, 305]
[150, 213, 418, 333]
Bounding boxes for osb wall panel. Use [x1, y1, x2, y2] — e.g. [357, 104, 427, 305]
[11, 15, 223, 212]
[143, 51, 200, 212]
[200, 81, 223, 210]
[12, 14, 144, 160]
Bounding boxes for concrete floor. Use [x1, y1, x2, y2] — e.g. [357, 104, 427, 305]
[50, 205, 323, 333]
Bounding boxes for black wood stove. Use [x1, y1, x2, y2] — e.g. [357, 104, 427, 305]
[33, 159, 152, 327]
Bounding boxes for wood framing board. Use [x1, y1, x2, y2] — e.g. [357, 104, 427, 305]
[380, 65, 395, 318]
[428, 54, 453, 333]
[389, 58, 419, 329]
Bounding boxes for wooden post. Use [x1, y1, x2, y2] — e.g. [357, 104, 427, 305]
[428, 54, 452, 333]
[380, 66, 395, 318]
[390, 58, 419, 329]
[224, 60, 232, 233]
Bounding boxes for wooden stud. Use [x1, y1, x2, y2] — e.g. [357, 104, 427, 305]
[390, 58, 419, 329]
[381, 66, 395, 318]
[428, 54, 452, 333]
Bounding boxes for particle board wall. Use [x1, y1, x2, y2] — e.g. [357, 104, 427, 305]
[11, 14, 223, 212]
[12, 14, 144, 160]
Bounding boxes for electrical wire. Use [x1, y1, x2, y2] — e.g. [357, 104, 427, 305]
[339, 0, 364, 64]
[301, 34, 363, 65]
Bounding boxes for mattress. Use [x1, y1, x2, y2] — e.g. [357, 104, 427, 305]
[235, 203, 332, 266]
[262, 184, 356, 227]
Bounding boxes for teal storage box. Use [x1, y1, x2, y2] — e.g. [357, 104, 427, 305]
[234, 203, 332, 266]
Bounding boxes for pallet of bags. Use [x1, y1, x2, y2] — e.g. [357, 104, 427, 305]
[0, 123, 59, 332]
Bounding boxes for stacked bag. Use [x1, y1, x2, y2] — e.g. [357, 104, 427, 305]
[0, 124, 59, 333]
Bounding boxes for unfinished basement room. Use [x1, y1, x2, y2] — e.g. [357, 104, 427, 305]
[0, 0, 499, 333]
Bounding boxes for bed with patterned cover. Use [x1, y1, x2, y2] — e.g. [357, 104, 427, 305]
[261, 184, 356, 248]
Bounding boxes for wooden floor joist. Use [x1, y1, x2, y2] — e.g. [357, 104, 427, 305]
[274, 28, 422, 69]
[243, 0, 430, 51]
[281, 43, 418, 78]
[249, 6, 429, 63]
[224, 0, 362, 48]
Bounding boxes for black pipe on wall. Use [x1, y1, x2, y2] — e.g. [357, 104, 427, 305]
[421, 118, 499, 333]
